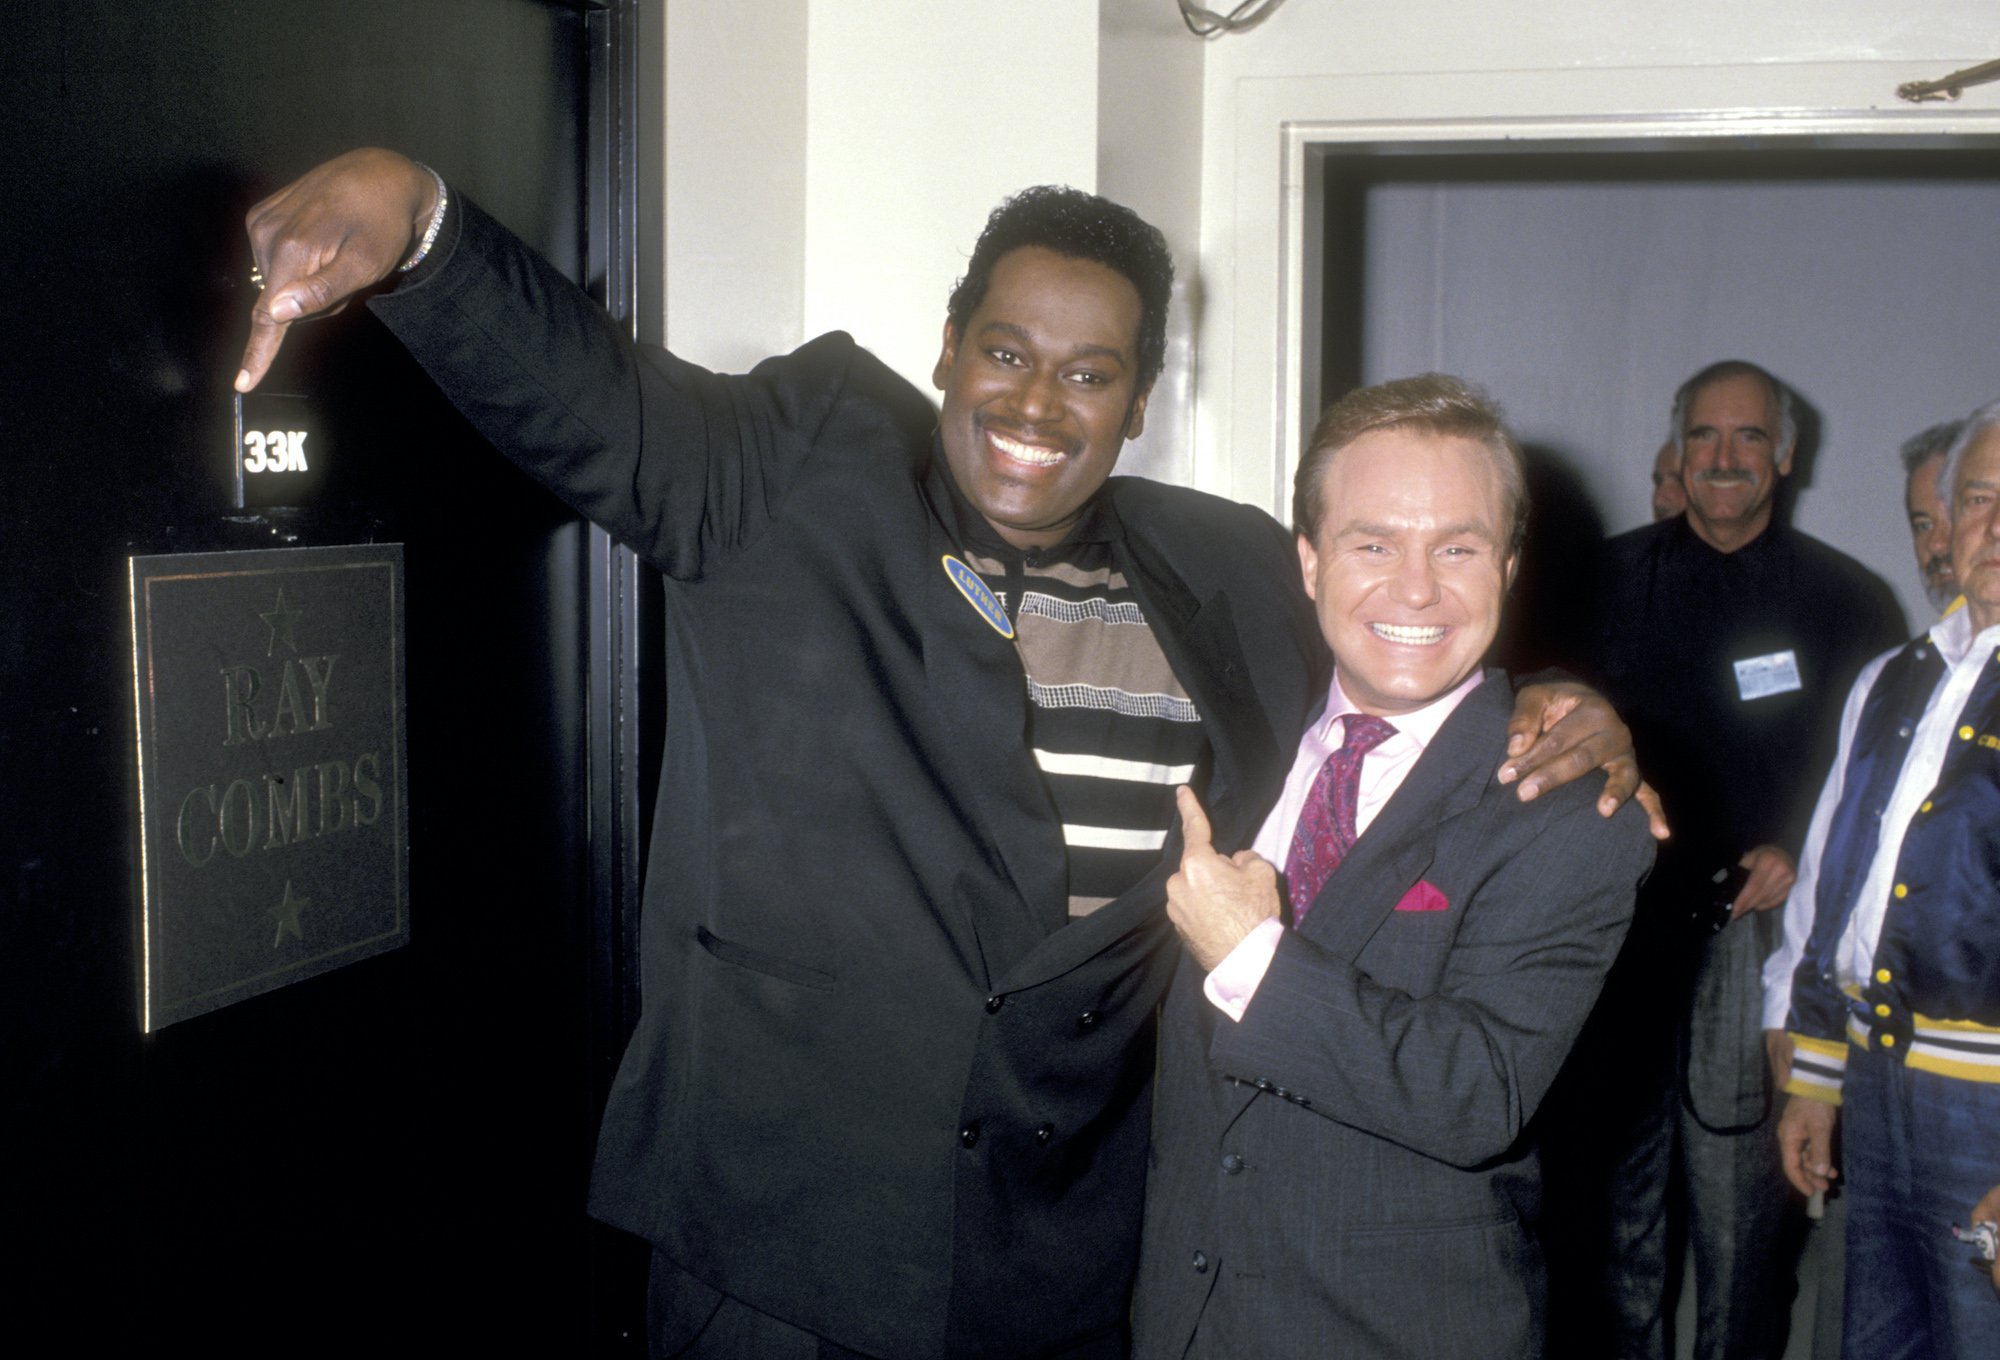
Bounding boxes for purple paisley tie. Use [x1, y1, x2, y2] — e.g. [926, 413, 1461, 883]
[1284, 714, 1396, 924]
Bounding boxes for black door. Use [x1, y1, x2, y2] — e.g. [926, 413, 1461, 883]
[2, 2, 647, 1350]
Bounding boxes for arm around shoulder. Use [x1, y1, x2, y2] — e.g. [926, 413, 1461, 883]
[1210, 784, 1651, 1167]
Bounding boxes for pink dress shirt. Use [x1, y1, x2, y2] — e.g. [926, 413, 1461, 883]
[1204, 669, 1485, 1020]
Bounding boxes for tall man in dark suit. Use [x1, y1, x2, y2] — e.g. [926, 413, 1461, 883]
[236, 153, 1650, 1358]
[1133, 375, 1655, 1360]
[1548, 362, 1905, 1360]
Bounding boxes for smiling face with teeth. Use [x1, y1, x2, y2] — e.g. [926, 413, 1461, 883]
[1298, 426, 1518, 717]
[932, 246, 1151, 550]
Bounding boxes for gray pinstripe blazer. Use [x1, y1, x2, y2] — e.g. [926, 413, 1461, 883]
[1133, 673, 1653, 1359]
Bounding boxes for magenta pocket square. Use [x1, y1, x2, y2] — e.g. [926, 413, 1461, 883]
[1393, 880, 1450, 913]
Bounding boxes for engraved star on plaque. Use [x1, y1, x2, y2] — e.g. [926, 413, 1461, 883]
[270, 880, 309, 947]
[262, 585, 303, 656]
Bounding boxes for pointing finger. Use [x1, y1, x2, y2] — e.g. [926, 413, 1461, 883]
[1175, 786, 1214, 856]
[236, 304, 294, 392]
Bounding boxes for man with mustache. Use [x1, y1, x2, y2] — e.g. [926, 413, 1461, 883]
[1544, 361, 1904, 1360]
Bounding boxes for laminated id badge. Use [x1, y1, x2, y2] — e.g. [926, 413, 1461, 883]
[1734, 649, 1802, 701]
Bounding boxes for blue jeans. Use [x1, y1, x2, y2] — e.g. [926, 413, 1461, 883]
[1840, 1045, 2000, 1360]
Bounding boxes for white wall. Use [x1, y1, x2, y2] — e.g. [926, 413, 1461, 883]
[658, 0, 1205, 480]
[801, 2, 1100, 394]
[661, 0, 809, 368]
[662, 0, 1104, 389]
[1097, 0, 1205, 484]
[1362, 177, 2000, 627]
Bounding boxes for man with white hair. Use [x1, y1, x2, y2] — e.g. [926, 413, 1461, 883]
[1777, 400, 2000, 1358]
[1755, 413, 1970, 1358]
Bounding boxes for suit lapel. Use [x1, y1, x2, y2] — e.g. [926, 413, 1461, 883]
[917, 464, 1068, 978]
[1299, 673, 1506, 961]
[993, 505, 1293, 992]
[1220, 675, 1506, 1130]
[1117, 515, 1286, 853]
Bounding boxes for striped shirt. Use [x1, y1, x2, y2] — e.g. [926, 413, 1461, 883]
[964, 534, 1209, 917]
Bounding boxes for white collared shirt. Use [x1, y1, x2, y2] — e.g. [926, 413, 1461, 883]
[1761, 603, 2000, 1027]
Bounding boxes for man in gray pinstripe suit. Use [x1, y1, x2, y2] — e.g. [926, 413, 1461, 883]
[1132, 375, 1653, 1359]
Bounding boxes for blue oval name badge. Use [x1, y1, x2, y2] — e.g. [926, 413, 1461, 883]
[941, 555, 1015, 639]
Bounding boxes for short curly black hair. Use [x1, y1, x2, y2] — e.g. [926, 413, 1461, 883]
[946, 185, 1174, 392]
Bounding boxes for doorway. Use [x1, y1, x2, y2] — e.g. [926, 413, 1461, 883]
[1313, 139, 2000, 643]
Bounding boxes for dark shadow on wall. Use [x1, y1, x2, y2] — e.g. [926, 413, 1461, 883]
[1495, 444, 1608, 677]
[1772, 383, 1825, 527]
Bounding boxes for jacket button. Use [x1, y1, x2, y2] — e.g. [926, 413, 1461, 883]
[985, 994, 1004, 1014]
[1221, 1153, 1245, 1174]
[959, 1124, 980, 1149]
[1035, 1123, 1055, 1146]
[1192, 1251, 1209, 1274]
[1078, 1010, 1099, 1030]
[1881, 1033, 1898, 1049]
[1875, 1003, 1892, 1018]
[1877, 968, 1893, 983]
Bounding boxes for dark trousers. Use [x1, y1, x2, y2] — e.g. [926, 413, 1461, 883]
[1545, 905, 1805, 1360]
[1840, 1046, 2000, 1360]
[648, 1251, 1129, 1360]
[648, 1253, 872, 1360]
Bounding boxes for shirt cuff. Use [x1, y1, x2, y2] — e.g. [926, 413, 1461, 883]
[1784, 1032, 1848, 1106]
[1203, 918, 1284, 1022]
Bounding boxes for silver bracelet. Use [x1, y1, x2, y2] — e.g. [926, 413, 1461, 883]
[397, 163, 449, 272]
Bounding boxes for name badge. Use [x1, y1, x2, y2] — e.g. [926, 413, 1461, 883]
[941, 555, 1015, 639]
[1734, 649, 1802, 701]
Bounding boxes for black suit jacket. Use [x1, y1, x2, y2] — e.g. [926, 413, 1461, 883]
[1133, 675, 1653, 1360]
[369, 199, 1325, 1358]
